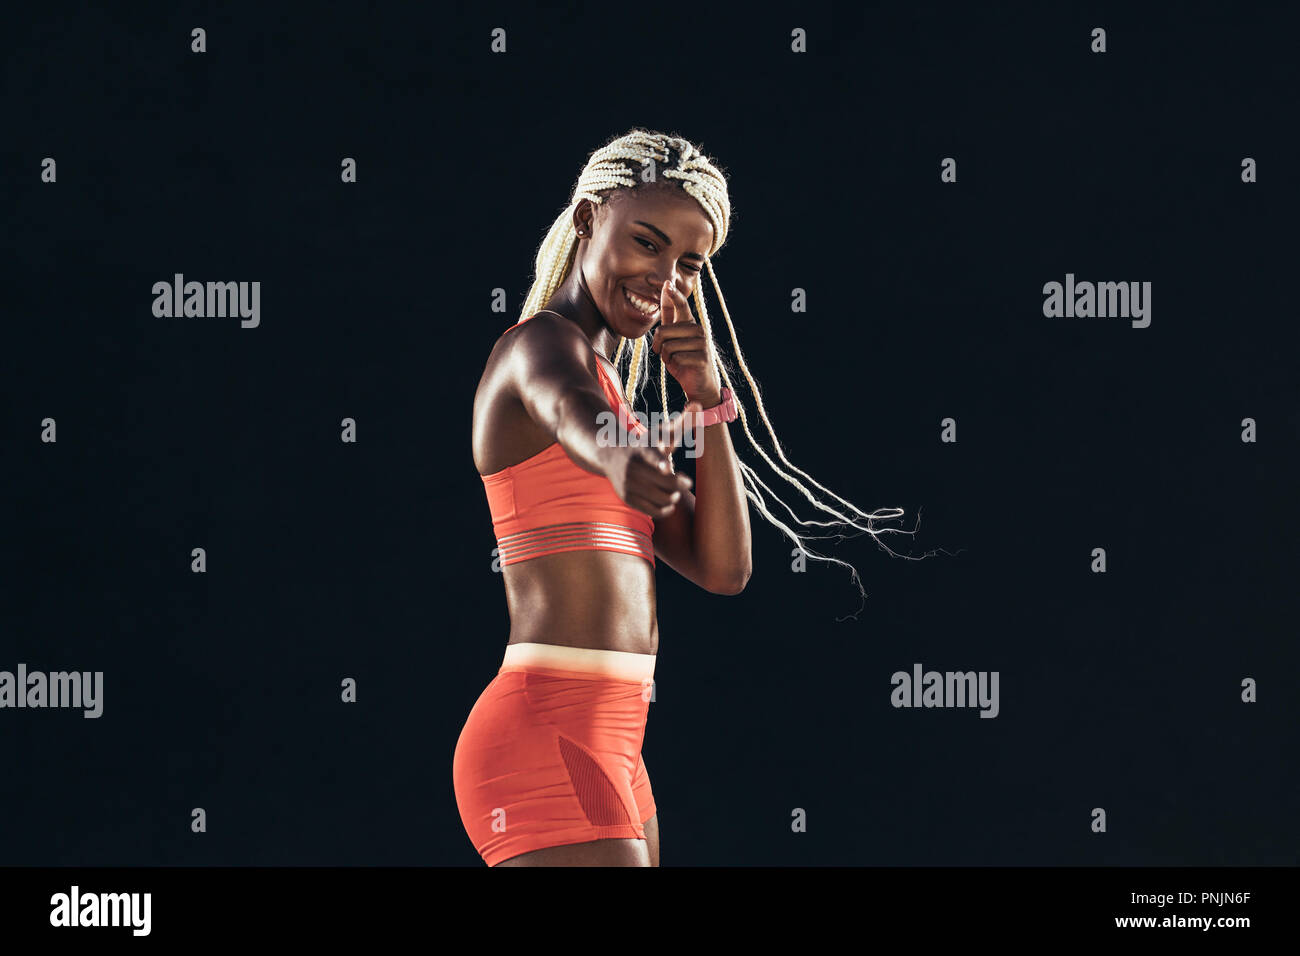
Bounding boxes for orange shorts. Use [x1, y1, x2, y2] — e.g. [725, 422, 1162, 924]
[452, 643, 657, 866]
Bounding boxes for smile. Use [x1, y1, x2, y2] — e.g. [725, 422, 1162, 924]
[623, 286, 660, 318]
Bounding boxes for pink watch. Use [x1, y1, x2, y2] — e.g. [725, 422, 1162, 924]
[694, 387, 737, 427]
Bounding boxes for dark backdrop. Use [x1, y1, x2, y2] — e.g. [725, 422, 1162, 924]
[2, 1, 1295, 866]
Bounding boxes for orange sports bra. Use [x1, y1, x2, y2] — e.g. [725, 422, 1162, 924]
[480, 313, 655, 568]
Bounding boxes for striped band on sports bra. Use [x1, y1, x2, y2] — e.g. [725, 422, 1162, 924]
[496, 520, 654, 566]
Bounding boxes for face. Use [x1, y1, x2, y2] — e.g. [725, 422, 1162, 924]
[575, 187, 714, 338]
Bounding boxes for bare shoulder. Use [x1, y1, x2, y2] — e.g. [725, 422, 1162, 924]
[500, 311, 594, 371]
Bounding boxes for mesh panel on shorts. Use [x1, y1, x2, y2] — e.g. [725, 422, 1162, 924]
[557, 735, 632, 827]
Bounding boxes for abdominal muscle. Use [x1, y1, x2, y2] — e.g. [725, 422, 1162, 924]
[501, 549, 659, 656]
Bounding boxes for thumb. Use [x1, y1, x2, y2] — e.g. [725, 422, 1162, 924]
[661, 401, 703, 457]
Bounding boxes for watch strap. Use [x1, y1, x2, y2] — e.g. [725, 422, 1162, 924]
[694, 387, 737, 427]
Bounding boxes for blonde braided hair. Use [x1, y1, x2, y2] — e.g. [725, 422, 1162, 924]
[519, 128, 918, 614]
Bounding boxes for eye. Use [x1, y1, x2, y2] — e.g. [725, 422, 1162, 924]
[636, 235, 701, 275]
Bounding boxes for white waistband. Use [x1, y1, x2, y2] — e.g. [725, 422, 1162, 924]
[502, 642, 656, 681]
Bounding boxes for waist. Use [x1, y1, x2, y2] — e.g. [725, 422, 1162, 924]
[500, 641, 656, 682]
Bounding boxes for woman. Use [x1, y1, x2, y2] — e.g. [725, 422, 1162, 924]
[454, 129, 899, 867]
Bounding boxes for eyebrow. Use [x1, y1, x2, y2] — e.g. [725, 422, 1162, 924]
[633, 220, 705, 261]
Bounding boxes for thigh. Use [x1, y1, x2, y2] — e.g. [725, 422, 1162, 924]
[631, 753, 658, 866]
[495, 837, 650, 867]
[643, 813, 659, 867]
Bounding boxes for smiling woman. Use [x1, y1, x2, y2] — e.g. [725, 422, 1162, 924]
[517, 129, 907, 593]
[453, 128, 908, 867]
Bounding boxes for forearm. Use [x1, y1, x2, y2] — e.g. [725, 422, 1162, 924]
[554, 389, 625, 477]
[687, 408, 752, 592]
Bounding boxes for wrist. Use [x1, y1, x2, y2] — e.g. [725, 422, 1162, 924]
[689, 386, 724, 408]
[689, 387, 737, 428]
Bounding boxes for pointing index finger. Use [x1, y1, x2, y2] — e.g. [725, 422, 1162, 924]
[659, 278, 677, 325]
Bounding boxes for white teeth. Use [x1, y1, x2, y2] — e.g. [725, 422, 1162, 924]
[624, 288, 659, 315]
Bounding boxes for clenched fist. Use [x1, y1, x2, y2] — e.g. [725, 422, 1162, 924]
[606, 400, 703, 518]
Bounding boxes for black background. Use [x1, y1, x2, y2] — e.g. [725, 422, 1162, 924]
[2, 1, 1296, 866]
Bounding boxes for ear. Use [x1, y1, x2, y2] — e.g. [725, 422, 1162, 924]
[572, 199, 596, 237]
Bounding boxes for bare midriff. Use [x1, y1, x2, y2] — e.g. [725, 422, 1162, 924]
[501, 548, 658, 656]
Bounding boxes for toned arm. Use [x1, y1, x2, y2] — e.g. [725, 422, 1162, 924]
[503, 313, 691, 518]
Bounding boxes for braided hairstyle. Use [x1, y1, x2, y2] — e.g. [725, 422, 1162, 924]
[519, 128, 912, 613]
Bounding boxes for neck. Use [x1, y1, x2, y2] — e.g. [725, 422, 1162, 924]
[541, 267, 620, 362]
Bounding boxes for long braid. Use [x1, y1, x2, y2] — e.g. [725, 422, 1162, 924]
[517, 128, 918, 611]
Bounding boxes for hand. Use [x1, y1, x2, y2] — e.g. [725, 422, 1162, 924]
[606, 400, 703, 518]
[650, 278, 723, 405]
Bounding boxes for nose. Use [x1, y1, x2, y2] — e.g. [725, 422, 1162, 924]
[649, 268, 693, 294]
